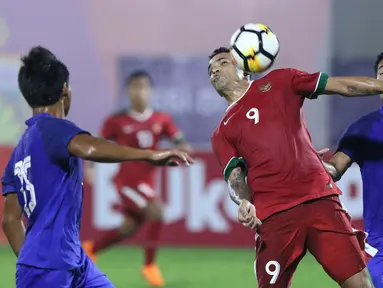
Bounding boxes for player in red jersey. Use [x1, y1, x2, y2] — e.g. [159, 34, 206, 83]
[83, 71, 191, 287]
[208, 47, 383, 288]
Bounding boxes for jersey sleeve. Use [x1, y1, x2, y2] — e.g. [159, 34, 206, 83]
[290, 69, 328, 99]
[211, 129, 247, 182]
[163, 114, 182, 140]
[336, 121, 364, 163]
[100, 117, 119, 140]
[39, 118, 90, 163]
[1, 155, 17, 196]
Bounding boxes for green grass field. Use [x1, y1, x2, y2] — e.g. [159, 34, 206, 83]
[0, 246, 338, 287]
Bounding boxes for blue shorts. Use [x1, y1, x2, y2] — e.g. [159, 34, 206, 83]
[368, 250, 383, 288]
[16, 256, 114, 288]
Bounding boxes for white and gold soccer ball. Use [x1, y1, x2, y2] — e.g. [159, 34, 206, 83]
[230, 23, 280, 74]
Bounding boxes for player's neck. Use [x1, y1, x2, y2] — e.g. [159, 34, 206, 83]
[32, 106, 65, 119]
[130, 106, 150, 114]
[224, 80, 251, 107]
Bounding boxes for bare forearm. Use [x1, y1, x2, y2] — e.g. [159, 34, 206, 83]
[2, 220, 25, 257]
[322, 161, 341, 182]
[228, 167, 252, 205]
[69, 135, 153, 163]
[322, 151, 353, 182]
[325, 77, 383, 97]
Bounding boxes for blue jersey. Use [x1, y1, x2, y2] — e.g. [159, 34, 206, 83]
[1, 113, 89, 269]
[336, 107, 383, 248]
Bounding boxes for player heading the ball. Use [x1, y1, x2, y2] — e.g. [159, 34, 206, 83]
[208, 38, 383, 286]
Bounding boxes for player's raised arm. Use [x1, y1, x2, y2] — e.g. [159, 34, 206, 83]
[324, 76, 383, 97]
[290, 69, 383, 98]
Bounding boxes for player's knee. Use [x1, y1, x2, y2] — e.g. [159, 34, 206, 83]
[145, 201, 163, 222]
[341, 268, 372, 288]
[119, 216, 141, 236]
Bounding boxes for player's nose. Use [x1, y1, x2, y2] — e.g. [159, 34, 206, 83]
[212, 67, 220, 75]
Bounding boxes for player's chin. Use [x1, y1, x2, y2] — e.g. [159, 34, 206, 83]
[212, 78, 228, 92]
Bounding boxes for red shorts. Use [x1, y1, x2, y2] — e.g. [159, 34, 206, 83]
[254, 196, 372, 287]
[113, 183, 157, 218]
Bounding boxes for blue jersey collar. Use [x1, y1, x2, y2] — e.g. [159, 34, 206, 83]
[25, 113, 52, 127]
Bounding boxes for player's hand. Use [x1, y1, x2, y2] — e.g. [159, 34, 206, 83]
[317, 148, 330, 159]
[149, 149, 194, 167]
[238, 200, 262, 230]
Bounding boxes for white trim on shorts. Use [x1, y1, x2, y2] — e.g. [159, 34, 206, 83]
[122, 187, 148, 208]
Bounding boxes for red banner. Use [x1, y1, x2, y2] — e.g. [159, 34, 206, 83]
[0, 147, 364, 246]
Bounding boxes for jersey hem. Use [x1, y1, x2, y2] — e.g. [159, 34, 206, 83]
[2, 185, 17, 197]
[257, 190, 340, 221]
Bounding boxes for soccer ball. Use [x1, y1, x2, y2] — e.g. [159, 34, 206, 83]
[230, 23, 280, 74]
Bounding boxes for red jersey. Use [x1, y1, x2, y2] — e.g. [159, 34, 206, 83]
[101, 109, 180, 187]
[211, 69, 341, 221]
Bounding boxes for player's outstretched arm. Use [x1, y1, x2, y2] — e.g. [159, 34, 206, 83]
[68, 134, 193, 166]
[324, 77, 383, 97]
[2, 194, 25, 257]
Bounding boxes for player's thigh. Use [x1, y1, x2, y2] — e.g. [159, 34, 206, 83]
[76, 257, 115, 288]
[16, 264, 73, 288]
[256, 208, 307, 288]
[116, 184, 155, 219]
[367, 251, 383, 288]
[306, 198, 366, 285]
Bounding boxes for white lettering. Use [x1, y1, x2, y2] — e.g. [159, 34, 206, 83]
[14, 156, 36, 218]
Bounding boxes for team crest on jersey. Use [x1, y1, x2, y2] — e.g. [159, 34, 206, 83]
[152, 123, 162, 134]
[259, 82, 272, 92]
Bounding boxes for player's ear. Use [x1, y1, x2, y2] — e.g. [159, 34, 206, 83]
[236, 68, 245, 80]
[236, 68, 250, 80]
[62, 82, 70, 98]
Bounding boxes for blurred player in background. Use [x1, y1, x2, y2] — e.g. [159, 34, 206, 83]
[208, 47, 383, 288]
[1, 46, 192, 288]
[322, 53, 383, 287]
[83, 71, 191, 287]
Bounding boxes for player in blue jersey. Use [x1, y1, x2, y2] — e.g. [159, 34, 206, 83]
[323, 52, 383, 287]
[0, 46, 192, 288]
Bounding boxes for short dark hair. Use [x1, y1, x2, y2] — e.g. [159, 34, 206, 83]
[125, 70, 152, 86]
[374, 52, 383, 73]
[209, 47, 230, 60]
[18, 46, 69, 108]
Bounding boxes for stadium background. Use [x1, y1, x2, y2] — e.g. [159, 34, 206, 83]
[0, 0, 382, 286]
